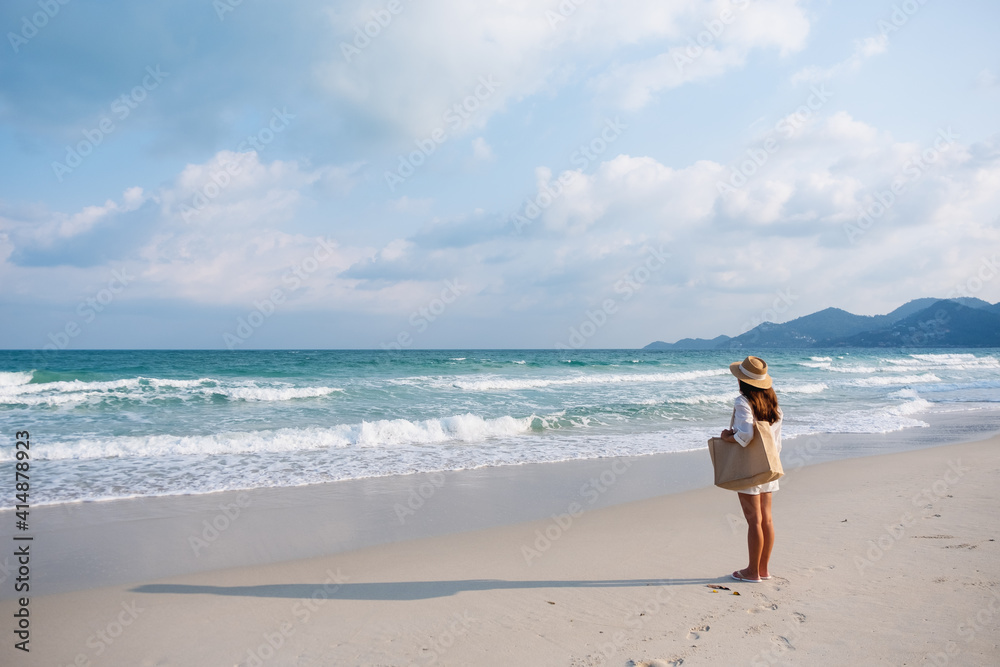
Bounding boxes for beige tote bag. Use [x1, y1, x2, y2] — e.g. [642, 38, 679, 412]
[708, 413, 783, 491]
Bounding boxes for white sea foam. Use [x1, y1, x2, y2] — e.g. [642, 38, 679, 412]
[913, 379, 1000, 393]
[780, 383, 829, 394]
[451, 368, 729, 391]
[846, 374, 941, 387]
[825, 365, 886, 373]
[0, 371, 33, 386]
[5, 413, 536, 462]
[0, 376, 343, 406]
[9, 348, 999, 508]
[666, 392, 738, 405]
[209, 386, 343, 401]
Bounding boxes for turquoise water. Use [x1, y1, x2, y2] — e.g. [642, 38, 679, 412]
[1, 349, 998, 507]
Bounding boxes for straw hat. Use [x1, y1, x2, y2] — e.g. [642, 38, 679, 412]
[729, 356, 772, 389]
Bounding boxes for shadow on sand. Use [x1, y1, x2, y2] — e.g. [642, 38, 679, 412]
[132, 578, 727, 600]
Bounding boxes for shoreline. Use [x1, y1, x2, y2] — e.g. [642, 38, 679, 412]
[3, 432, 999, 665]
[3, 406, 999, 600]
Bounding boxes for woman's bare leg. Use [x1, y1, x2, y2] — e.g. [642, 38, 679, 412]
[759, 492, 774, 579]
[738, 492, 763, 579]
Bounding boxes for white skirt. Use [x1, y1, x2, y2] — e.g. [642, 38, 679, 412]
[735, 479, 779, 495]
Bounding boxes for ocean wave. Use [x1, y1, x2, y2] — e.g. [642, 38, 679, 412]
[825, 365, 887, 373]
[903, 352, 997, 364]
[451, 368, 729, 391]
[882, 353, 1000, 370]
[886, 395, 934, 416]
[0, 371, 33, 387]
[210, 386, 343, 401]
[779, 383, 828, 394]
[845, 374, 941, 387]
[909, 379, 1000, 393]
[0, 375, 343, 406]
[809, 356, 833, 362]
[798, 361, 831, 369]
[666, 392, 738, 405]
[4, 413, 536, 462]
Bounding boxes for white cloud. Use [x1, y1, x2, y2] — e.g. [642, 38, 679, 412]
[791, 34, 888, 84]
[0, 186, 150, 264]
[320, 0, 812, 135]
[5, 114, 999, 344]
[472, 137, 494, 161]
[975, 68, 998, 89]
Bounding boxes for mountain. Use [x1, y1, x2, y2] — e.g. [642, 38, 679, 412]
[835, 300, 1000, 347]
[645, 334, 731, 350]
[644, 298, 1000, 350]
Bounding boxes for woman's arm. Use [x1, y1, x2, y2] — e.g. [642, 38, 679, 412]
[730, 396, 755, 447]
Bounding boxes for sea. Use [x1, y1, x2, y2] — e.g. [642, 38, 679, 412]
[1, 348, 999, 509]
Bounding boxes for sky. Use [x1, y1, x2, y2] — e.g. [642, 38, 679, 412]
[0, 0, 998, 350]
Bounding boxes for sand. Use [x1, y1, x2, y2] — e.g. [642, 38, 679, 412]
[3, 435, 999, 666]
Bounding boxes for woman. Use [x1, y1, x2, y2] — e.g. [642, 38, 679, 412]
[719, 355, 782, 583]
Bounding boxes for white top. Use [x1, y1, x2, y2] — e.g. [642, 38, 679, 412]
[730, 394, 782, 495]
[731, 394, 782, 451]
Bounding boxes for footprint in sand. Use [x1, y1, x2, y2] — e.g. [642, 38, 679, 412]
[747, 602, 779, 614]
[792, 611, 806, 623]
[686, 625, 710, 640]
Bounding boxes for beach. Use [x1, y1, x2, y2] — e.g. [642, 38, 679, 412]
[3, 431, 998, 666]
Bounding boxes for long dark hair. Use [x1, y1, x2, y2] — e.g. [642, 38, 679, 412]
[738, 380, 781, 424]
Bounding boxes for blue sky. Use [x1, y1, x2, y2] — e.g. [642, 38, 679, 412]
[1, 0, 998, 349]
